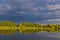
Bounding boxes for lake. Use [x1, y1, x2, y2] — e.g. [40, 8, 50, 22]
[0, 32, 60, 40]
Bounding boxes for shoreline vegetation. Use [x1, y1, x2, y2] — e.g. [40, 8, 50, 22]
[0, 21, 60, 35]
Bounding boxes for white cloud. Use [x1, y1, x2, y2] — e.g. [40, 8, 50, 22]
[45, 19, 60, 21]
[0, 4, 12, 15]
[47, 4, 60, 10]
[47, 4, 60, 16]
[0, 4, 12, 11]
[46, 12, 52, 14]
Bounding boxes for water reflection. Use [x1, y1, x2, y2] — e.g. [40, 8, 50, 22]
[0, 32, 60, 40]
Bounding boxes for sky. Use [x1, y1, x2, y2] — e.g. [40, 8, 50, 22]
[1, 0, 60, 40]
[0, 0, 60, 24]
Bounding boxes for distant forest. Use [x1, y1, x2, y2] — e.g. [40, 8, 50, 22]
[0, 21, 60, 35]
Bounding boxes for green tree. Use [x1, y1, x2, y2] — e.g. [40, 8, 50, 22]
[0, 21, 16, 26]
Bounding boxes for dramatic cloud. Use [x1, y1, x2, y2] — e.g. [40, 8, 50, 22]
[0, 0, 60, 24]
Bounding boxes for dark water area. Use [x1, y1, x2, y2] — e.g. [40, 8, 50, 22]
[0, 32, 60, 40]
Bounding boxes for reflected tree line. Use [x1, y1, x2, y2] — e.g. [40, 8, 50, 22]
[0, 21, 60, 34]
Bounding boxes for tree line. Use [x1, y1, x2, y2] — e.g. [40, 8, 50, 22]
[0, 21, 60, 34]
